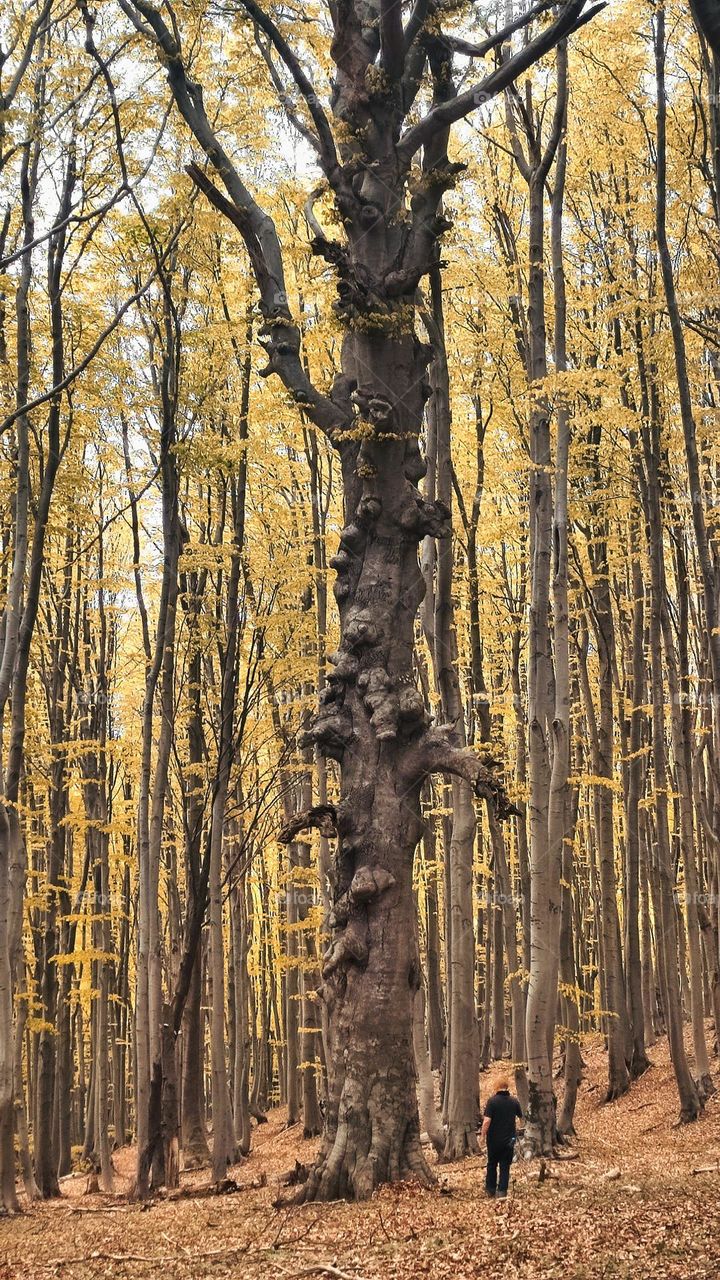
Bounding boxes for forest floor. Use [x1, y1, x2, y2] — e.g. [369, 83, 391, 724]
[2, 1030, 720, 1280]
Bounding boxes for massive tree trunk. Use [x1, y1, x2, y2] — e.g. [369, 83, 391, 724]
[294, 325, 513, 1198]
[123, 0, 597, 1200]
[297, 329, 451, 1199]
[691, 2, 720, 82]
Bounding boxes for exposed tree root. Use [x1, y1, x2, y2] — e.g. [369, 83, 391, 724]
[441, 1124, 479, 1163]
[604, 1080, 631, 1104]
[629, 1051, 652, 1080]
[289, 1117, 435, 1204]
[696, 1072, 715, 1102]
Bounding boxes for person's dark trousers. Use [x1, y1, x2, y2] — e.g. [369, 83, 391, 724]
[485, 1140, 514, 1196]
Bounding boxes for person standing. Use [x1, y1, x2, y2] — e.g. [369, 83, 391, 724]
[481, 1073, 524, 1198]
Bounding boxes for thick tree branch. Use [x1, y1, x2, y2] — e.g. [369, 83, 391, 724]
[414, 729, 521, 821]
[185, 162, 345, 438]
[119, 0, 348, 442]
[119, 0, 286, 300]
[232, 0, 347, 191]
[398, 0, 606, 162]
[404, 0, 430, 53]
[380, 0, 405, 79]
[277, 804, 338, 845]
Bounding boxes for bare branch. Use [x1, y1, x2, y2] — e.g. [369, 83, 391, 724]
[442, 0, 555, 60]
[0, 186, 128, 269]
[253, 28, 320, 152]
[2, 0, 53, 110]
[398, 0, 606, 163]
[0, 220, 188, 438]
[231, 0, 345, 188]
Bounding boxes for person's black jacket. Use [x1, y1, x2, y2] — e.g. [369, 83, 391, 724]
[484, 1090, 523, 1149]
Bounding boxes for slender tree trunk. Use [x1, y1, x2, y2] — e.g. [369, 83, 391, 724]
[586, 552, 630, 1100]
[284, 836, 301, 1127]
[624, 540, 650, 1075]
[639, 815, 657, 1047]
[0, 805, 19, 1212]
[524, 167, 560, 1155]
[640, 413, 701, 1122]
[420, 265, 479, 1161]
[131, 384, 182, 1191]
[490, 819, 528, 1112]
[547, 79, 577, 1129]
[2, 143, 73, 1204]
[230, 861, 252, 1158]
[87, 781, 114, 1192]
[662, 562, 712, 1096]
[557, 774, 582, 1137]
[181, 941, 209, 1166]
[412, 985, 444, 1155]
[655, 6, 720, 790]
[423, 819, 445, 1072]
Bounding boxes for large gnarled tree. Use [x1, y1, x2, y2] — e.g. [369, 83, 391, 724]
[118, 0, 602, 1201]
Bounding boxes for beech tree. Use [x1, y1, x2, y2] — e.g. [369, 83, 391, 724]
[111, 0, 604, 1200]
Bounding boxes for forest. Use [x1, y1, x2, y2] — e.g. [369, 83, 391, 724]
[0, 0, 720, 1276]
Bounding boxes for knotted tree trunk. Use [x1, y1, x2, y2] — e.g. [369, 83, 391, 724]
[290, 233, 518, 1201]
[122, 0, 601, 1202]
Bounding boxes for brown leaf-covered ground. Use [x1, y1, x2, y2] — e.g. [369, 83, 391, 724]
[2, 1032, 719, 1280]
